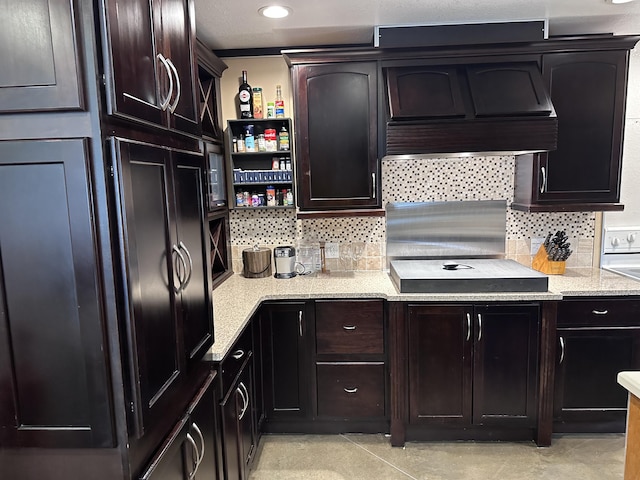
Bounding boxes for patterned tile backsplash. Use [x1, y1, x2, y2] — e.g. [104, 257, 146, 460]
[230, 155, 597, 273]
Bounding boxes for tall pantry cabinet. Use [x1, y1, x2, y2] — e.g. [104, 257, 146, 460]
[0, 1, 220, 479]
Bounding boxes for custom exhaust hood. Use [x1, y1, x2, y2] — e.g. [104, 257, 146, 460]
[383, 61, 558, 157]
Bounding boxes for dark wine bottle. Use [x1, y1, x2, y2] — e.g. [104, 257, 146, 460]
[238, 70, 253, 119]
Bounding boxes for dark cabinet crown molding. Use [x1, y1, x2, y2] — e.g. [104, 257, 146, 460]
[283, 34, 640, 66]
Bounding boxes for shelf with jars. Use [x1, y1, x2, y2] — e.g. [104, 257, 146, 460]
[226, 118, 295, 209]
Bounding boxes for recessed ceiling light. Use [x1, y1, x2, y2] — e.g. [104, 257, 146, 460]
[259, 5, 291, 19]
[607, 0, 636, 4]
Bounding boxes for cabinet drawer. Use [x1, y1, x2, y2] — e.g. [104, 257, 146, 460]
[221, 326, 252, 395]
[316, 300, 384, 354]
[558, 298, 640, 327]
[316, 363, 385, 418]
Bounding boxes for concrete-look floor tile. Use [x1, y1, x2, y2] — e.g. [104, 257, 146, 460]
[250, 434, 626, 480]
[249, 434, 416, 480]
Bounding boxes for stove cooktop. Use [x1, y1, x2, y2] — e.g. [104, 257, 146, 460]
[389, 259, 549, 293]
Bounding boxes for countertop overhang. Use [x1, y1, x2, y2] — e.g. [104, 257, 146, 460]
[206, 267, 640, 361]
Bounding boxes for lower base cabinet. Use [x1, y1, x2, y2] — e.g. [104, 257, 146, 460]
[554, 298, 640, 432]
[405, 304, 540, 439]
[140, 372, 222, 480]
[218, 325, 259, 480]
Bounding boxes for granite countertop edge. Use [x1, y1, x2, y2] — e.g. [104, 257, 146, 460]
[206, 267, 640, 361]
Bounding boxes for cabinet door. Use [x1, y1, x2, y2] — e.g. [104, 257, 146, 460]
[139, 416, 190, 480]
[407, 305, 473, 425]
[473, 305, 539, 427]
[102, 0, 164, 126]
[221, 361, 255, 480]
[172, 151, 214, 368]
[293, 62, 379, 210]
[537, 51, 628, 204]
[188, 373, 222, 480]
[0, 139, 112, 448]
[0, 0, 82, 111]
[110, 138, 183, 438]
[261, 302, 311, 422]
[554, 328, 640, 431]
[386, 66, 466, 119]
[161, 0, 199, 135]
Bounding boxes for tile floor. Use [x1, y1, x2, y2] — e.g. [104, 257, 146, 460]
[249, 433, 626, 480]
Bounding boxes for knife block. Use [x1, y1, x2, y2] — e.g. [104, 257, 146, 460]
[532, 246, 566, 275]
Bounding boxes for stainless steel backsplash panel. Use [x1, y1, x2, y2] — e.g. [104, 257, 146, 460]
[386, 200, 507, 261]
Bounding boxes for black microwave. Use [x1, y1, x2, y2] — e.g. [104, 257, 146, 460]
[204, 142, 227, 211]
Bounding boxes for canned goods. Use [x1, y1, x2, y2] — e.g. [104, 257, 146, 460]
[272, 157, 280, 170]
[257, 134, 266, 152]
[265, 128, 277, 152]
[236, 192, 244, 207]
[251, 193, 259, 207]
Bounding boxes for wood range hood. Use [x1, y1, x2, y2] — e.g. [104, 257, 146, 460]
[383, 61, 558, 157]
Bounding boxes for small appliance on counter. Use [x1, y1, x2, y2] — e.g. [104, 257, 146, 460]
[242, 246, 272, 278]
[274, 245, 296, 278]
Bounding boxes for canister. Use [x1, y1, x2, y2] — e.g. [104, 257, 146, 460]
[242, 246, 272, 278]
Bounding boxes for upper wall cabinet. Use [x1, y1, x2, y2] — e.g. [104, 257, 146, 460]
[289, 61, 379, 211]
[101, 0, 200, 136]
[513, 46, 636, 212]
[0, 0, 83, 112]
[197, 40, 227, 143]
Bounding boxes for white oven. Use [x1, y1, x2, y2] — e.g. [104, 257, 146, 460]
[601, 227, 640, 281]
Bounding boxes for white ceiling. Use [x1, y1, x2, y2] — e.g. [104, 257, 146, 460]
[194, 0, 640, 52]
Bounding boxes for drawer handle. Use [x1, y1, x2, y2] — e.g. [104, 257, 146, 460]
[559, 336, 565, 365]
[343, 325, 357, 331]
[343, 387, 358, 394]
[232, 349, 245, 360]
[592, 309, 609, 315]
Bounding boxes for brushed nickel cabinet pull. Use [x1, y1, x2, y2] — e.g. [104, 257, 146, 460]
[156, 53, 173, 111]
[343, 387, 358, 394]
[298, 310, 303, 336]
[592, 309, 609, 315]
[477, 313, 482, 342]
[466, 313, 471, 342]
[372, 172, 376, 199]
[186, 432, 199, 480]
[540, 166, 547, 194]
[343, 325, 356, 331]
[232, 349, 245, 360]
[559, 336, 565, 365]
[166, 57, 181, 113]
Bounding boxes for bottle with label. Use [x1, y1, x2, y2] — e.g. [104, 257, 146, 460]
[238, 70, 253, 119]
[244, 125, 255, 152]
[278, 125, 289, 151]
[275, 85, 285, 118]
[252, 87, 263, 119]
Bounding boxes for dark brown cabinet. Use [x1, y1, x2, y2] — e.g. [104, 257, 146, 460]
[290, 61, 379, 210]
[407, 304, 539, 433]
[219, 326, 258, 480]
[314, 300, 388, 429]
[513, 48, 633, 211]
[197, 40, 227, 143]
[260, 302, 312, 428]
[0, 139, 112, 448]
[102, 0, 199, 135]
[554, 298, 640, 432]
[386, 62, 552, 120]
[110, 138, 213, 436]
[140, 372, 222, 480]
[0, 0, 83, 112]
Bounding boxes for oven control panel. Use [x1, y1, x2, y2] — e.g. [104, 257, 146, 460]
[603, 227, 640, 254]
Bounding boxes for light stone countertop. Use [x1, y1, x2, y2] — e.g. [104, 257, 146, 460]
[618, 371, 640, 399]
[206, 267, 640, 361]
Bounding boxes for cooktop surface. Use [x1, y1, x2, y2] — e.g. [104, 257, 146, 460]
[389, 259, 549, 293]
